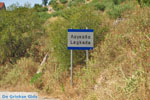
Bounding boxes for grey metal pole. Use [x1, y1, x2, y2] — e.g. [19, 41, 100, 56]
[86, 27, 89, 68]
[71, 50, 73, 87]
[86, 50, 88, 68]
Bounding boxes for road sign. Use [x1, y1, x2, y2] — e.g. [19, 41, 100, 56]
[68, 29, 94, 87]
[68, 29, 94, 50]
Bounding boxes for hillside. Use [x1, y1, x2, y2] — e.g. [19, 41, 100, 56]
[0, 0, 150, 100]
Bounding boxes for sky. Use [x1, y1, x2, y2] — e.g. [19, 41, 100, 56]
[0, 0, 50, 7]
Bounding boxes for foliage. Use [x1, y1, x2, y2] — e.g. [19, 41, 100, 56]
[0, 7, 44, 64]
[107, 3, 133, 19]
[137, 0, 150, 7]
[68, 0, 85, 7]
[37, 12, 52, 22]
[34, 4, 48, 12]
[60, 0, 68, 4]
[0, 64, 13, 81]
[30, 72, 42, 84]
[54, 3, 65, 11]
[0, 66, 21, 86]
[34, 4, 42, 9]
[83, 7, 150, 100]
[42, 0, 48, 6]
[124, 69, 144, 95]
[101, 0, 126, 5]
[49, 0, 57, 5]
[7, 2, 31, 11]
[37, 7, 48, 12]
[58, 7, 79, 19]
[49, 0, 65, 11]
[48, 6, 108, 69]
[94, 2, 106, 11]
[112, 0, 126, 5]
[7, 3, 21, 11]
[0, 58, 38, 86]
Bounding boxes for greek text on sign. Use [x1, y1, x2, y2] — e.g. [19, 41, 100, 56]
[68, 29, 94, 50]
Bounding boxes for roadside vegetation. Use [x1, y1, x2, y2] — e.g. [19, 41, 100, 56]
[0, 0, 150, 100]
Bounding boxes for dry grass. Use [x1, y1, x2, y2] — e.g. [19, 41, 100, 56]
[80, 6, 150, 100]
[0, 58, 39, 90]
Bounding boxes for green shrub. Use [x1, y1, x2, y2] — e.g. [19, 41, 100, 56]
[112, 0, 126, 5]
[60, 0, 67, 4]
[36, 7, 48, 12]
[1, 66, 21, 86]
[48, 6, 108, 69]
[49, 0, 57, 5]
[58, 7, 79, 19]
[0, 64, 13, 81]
[34, 4, 42, 9]
[49, 0, 65, 11]
[137, 0, 150, 7]
[0, 8, 44, 64]
[94, 3, 106, 11]
[100, 0, 115, 10]
[0, 58, 38, 86]
[42, 0, 48, 6]
[95, 0, 126, 10]
[107, 5, 123, 19]
[68, 0, 85, 7]
[124, 69, 144, 95]
[30, 72, 42, 85]
[107, 3, 132, 19]
[52, 3, 65, 11]
[37, 12, 52, 21]
[102, 0, 126, 5]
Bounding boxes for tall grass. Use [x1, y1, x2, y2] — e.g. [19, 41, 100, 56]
[82, 6, 150, 100]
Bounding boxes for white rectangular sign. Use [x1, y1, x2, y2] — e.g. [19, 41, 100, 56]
[68, 29, 94, 50]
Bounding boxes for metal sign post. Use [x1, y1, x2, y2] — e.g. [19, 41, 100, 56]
[86, 50, 88, 68]
[68, 29, 94, 87]
[70, 50, 73, 87]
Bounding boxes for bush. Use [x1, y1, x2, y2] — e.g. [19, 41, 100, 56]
[34, 4, 48, 12]
[95, 0, 126, 10]
[0, 63, 13, 81]
[107, 5, 123, 19]
[94, 3, 106, 11]
[0, 66, 21, 86]
[51, 3, 65, 11]
[68, 0, 85, 7]
[112, 0, 126, 5]
[36, 7, 48, 12]
[60, 0, 67, 4]
[137, 0, 150, 7]
[102, 0, 126, 5]
[48, 6, 108, 69]
[58, 7, 79, 19]
[107, 3, 132, 19]
[0, 8, 44, 64]
[49, 0, 65, 11]
[37, 12, 52, 21]
[34, 4, 42, 9]
[49, 0, 57, 5]
[0, 58, 38, 86]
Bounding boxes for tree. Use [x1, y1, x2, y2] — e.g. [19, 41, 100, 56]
[42, 0, 48, 6]
[0, 7, 44, 64]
